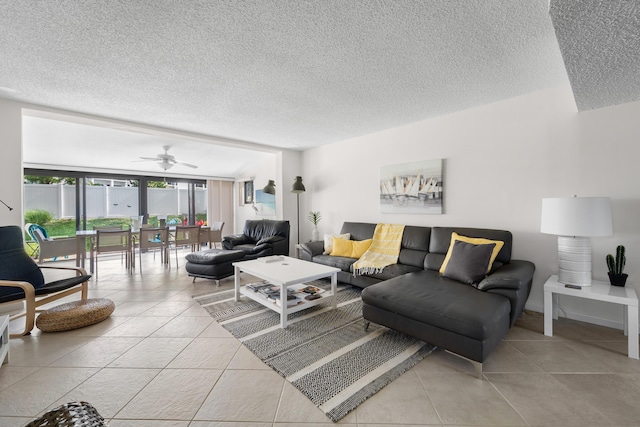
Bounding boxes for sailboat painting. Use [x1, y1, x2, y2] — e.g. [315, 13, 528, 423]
[380, 159, 443, 214]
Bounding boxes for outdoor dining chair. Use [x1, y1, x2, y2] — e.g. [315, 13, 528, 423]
[210, 221, 224, 248]
[172, 225, 200, 267]
[93, 229, 132, 277]
[136, 227, 169, 272]
[198, 226, 212, 249]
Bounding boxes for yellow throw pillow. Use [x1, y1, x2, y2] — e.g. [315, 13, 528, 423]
[351, 239, 373, 258]
[330, 238, 373, 258]
[323, 233, 350, 254]
[330, 237, 353, 257]
[439, 232, 504, 274]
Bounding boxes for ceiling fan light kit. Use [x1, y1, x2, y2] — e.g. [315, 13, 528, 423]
[137, 145, 198, 171]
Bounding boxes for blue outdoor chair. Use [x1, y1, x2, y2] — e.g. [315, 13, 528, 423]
[26, 223, 76, 263]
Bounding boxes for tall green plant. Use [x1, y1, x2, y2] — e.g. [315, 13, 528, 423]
[606, 245, 626, 275]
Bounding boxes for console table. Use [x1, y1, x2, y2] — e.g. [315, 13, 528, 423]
[543, 274, 638, 359]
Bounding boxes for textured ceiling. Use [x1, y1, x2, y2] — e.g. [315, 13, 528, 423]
[0, 1, 637, 177]
[550, 0, 640, 111]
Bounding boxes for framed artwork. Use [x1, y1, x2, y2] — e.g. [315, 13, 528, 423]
[380, 159, 444, 214]
[243, 181, 254, 204]
[255, 189, 276, 216]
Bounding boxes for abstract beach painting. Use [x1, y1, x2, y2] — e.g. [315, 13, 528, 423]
[380, 159, 443, 214]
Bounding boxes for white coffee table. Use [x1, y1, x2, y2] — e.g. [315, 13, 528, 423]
[544, 274, 639, 359]
[233, 256, 340, 328]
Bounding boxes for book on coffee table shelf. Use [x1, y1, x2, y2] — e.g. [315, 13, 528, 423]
[243, 281, 325, 307]
[273, 294, 303, 307]
[299, 285, 325, 295]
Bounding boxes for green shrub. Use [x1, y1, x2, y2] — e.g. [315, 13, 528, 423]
[24, 209, 53, 225]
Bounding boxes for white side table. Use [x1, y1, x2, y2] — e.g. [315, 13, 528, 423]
[0, 315, 9, 366]
[543, 274, 639, 359]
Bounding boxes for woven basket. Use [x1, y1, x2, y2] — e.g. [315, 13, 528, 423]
[36, 298, 115, 332]
[26, 401, 107, 426]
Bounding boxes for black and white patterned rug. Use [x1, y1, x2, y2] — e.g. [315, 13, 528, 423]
[193, 280, 435, 422]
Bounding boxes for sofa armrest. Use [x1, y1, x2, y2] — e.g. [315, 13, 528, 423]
[477, 260, 535, 291]
[300, 241, 324, 259]
[478, 260, 535, 326]
[223, 234, 250, 246]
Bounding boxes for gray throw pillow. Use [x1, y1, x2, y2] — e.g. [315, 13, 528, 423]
[442, 240, 496, 285]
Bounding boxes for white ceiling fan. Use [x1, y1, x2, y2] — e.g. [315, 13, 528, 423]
[136, 145, 198, 171]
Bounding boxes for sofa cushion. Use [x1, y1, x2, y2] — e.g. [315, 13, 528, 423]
[441, 240, 495, 285]
[361, 270, 511, 341]
[401, 226, 431, 252]
[323, 233, 350, 254]
[339, 222, 376, 241]
[356, 263, 423, 281]
[311, 254, 356, 272]
[440, 232, 504, 274]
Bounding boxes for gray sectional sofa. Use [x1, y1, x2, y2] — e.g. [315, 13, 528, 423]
[299, 222, 535, 376]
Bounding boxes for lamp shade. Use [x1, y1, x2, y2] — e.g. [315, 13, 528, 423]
[263, 180, 276, 195]
[291, 176, 305, 193]
[541, 197, 612, 237]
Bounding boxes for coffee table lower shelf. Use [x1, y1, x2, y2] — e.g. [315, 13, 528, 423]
[239, 284, 335, 316]
[233, 256, 339, 328]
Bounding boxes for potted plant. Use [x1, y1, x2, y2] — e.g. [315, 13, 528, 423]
[606, 245, 628, 287]
[308, 211, 321, 241]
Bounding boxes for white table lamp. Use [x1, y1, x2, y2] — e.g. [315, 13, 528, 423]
[541, 196, 612, 286]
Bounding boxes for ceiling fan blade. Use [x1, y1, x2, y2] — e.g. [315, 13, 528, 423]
[177, 161, 198, 169]
[133, 146, 198, 170]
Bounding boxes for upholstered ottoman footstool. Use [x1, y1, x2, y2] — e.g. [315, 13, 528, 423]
[185, 249, 246, 285]
[36, 298, 115, 332]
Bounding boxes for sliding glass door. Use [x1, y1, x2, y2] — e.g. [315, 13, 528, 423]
[24, 170, 208, 234]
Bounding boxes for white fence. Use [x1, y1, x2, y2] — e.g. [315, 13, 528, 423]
[24, 184, 207, 219]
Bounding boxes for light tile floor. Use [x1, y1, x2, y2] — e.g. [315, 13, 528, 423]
[2, 252, 640, 426]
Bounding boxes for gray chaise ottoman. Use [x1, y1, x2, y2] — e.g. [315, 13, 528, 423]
[361, 270, 512, 377]
[185, 249, 246, 285]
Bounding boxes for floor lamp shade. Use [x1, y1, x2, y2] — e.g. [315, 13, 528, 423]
[291, 176, 305, 244]
[263, 180, 276, 195]
[291, 176, 305, 193]
[541, 197, 613, 285]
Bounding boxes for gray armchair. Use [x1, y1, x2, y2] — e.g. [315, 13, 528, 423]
[222, 220, 289, 259]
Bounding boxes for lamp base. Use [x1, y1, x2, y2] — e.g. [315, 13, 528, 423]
[557, 236, 592, 286]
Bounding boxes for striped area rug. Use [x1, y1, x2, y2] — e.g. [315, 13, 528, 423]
[193, 281, 435, 422]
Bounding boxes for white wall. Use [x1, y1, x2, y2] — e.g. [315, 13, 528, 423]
[0, 99, 23, 226]
[236, 150, 304, 255]
[235, 156, 279, 233]
[301, 85, 640, 330]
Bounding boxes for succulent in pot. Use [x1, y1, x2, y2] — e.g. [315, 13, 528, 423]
[606, 245, 628, 287]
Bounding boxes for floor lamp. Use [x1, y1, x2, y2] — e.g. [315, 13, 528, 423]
[291, 176, 305, 244]
[541, 196, 612, 286]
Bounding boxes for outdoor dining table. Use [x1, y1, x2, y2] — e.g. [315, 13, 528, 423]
[76, 227, 177, 273]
